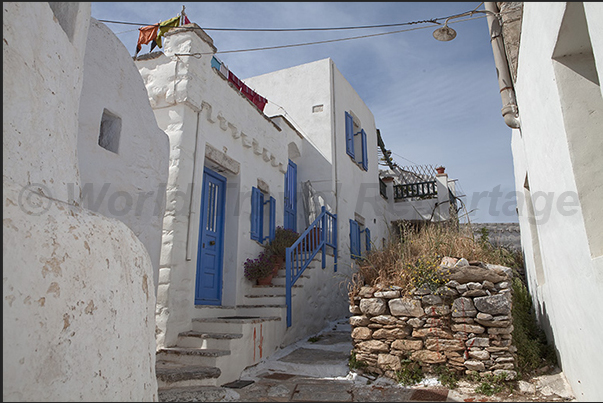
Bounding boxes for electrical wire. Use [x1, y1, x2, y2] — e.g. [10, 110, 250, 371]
[97, 7, 479, 32]
[170, 15, 485, 56]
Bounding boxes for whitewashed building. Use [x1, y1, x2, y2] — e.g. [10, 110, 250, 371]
[488, 2, 603, 401]
[3, 2, 168, 401]
[136, 23, 457, 388]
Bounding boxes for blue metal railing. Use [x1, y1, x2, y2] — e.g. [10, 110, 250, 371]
[285, 206, 337, 327]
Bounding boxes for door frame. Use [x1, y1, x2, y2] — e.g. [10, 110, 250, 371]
[284, 159, 297, 232]
[195, 166, 227, 305]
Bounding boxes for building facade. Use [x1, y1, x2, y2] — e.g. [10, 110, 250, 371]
[492, 2, 603, 401]
[136, 23, 457, 388]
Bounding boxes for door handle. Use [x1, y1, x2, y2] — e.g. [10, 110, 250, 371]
[209, 240, 216, 246]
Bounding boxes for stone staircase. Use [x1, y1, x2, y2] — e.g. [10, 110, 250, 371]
[155, 263, 316, 390]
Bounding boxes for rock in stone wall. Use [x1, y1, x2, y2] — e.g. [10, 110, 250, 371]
[349, 258, 517, 382]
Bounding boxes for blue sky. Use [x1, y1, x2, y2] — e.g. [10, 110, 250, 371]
[91, 2, 518, 224]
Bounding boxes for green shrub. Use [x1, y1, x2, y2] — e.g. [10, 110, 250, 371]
[395, 359, 423, 386]
[511, 275, 557, 377]
[435, 365, 459, 389]
[348, 351, 367, 371]
[474, 372, 508, 396]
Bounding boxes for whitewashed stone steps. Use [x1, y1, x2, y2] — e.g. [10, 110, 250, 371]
[157, 347, 231, 368]
[192, 315, 281, 334]
[155, 360, 221, 389]
[192, 304, 237, 319]
[235, 304, 287, 318]
[176, 330, 243, 349]
[243, 292, 297, 305]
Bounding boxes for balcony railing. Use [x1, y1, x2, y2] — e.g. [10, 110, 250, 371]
[393, 181, 437, 200]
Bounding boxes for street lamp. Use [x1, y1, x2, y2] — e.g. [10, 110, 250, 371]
[433, 3, 520, 129]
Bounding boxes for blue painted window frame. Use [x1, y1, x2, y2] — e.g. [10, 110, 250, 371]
[345, 111, 355, 159]
[251, 186, 275, 243]
[350, 219, 361, 259]
[345, 111, 368, 171]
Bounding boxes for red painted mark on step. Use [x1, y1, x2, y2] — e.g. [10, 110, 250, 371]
[259, 323, 264, 359]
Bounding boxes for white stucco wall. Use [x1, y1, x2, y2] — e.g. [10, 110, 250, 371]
[3, 3, 158, 400]
[246, 58, 393, 286]
[3, 2, 89, 201]
[77, 18, 170, 290]
[3, 182, 158, 402]
[511, 3, 603, 401]
[136, 25, 304, 348]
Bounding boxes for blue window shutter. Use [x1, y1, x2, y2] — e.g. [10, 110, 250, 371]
[365, 227, 371, 252]
[361, 129, 368, 171]
[349, 219, 360, 259]
[251, 187, 262, 241]
[345, 112, 355, 159]
[268, 196, 276, 242]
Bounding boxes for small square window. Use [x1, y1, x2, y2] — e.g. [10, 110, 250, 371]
[312, 104, 324, 113]
[98, 109, 121, 154]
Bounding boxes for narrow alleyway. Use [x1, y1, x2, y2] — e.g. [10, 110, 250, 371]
[158, 318, 574, 402]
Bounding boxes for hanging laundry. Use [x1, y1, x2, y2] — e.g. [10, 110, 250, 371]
[135, 24, 159, 56]
[211, 56, 222, 71]
[219, 62, 229, 79]
[153, 16, 181, 49]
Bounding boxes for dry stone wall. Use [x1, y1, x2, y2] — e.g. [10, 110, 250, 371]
[349, 258, 517, 381]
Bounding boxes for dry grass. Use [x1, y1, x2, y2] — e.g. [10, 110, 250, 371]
[350, 221, 523, 297]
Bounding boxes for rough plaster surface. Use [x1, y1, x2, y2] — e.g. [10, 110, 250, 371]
[3, 3, 159, 401]
[3, 182, 158, 401]
[2, 2, 89, 201]
[77, 18, 170, 287]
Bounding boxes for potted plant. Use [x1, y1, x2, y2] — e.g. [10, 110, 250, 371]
[264, 227, 300, 275]
[243, 250, 276, 285]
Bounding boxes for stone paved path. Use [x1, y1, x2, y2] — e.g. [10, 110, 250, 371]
[158, 317, 575, 402]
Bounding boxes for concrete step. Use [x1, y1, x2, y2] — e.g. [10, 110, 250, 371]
[242, 291, 298, 305]
[270, 273, 310, 286]
[192, 315, 281, 333]
[247, 283, 303, 296]
[176, 330, 243, 349]
[192, 305, 237, 319]
[155, 361, 221, 389]
[235, 304, 287, 317]
[157, 347, 231, 367]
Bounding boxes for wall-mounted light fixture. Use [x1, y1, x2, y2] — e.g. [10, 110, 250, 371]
[433, 2, 520, 129]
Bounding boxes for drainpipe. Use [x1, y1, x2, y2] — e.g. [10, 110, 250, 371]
[485, 2, 520, 129]
[185, 110, 202, 261]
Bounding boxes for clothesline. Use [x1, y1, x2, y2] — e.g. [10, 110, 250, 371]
[135, 11, 191, 56]
[211, 56, 268, 112]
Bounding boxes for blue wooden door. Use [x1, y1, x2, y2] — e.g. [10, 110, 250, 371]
[195, 168, 226, 305]
[284, 159, 297, 231]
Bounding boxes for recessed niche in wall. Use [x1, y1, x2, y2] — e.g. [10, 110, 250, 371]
[98, 109, 121, 154]
[48, 2, 80, 42]
[552, 2, 603, 258]
[312, 104, 324, 113]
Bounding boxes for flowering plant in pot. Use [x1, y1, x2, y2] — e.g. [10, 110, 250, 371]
[263, 227, 300, 275]
[243, 250, 276, 285]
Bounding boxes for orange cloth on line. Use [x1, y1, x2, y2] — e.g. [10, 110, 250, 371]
[136, 24, 159, 54]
